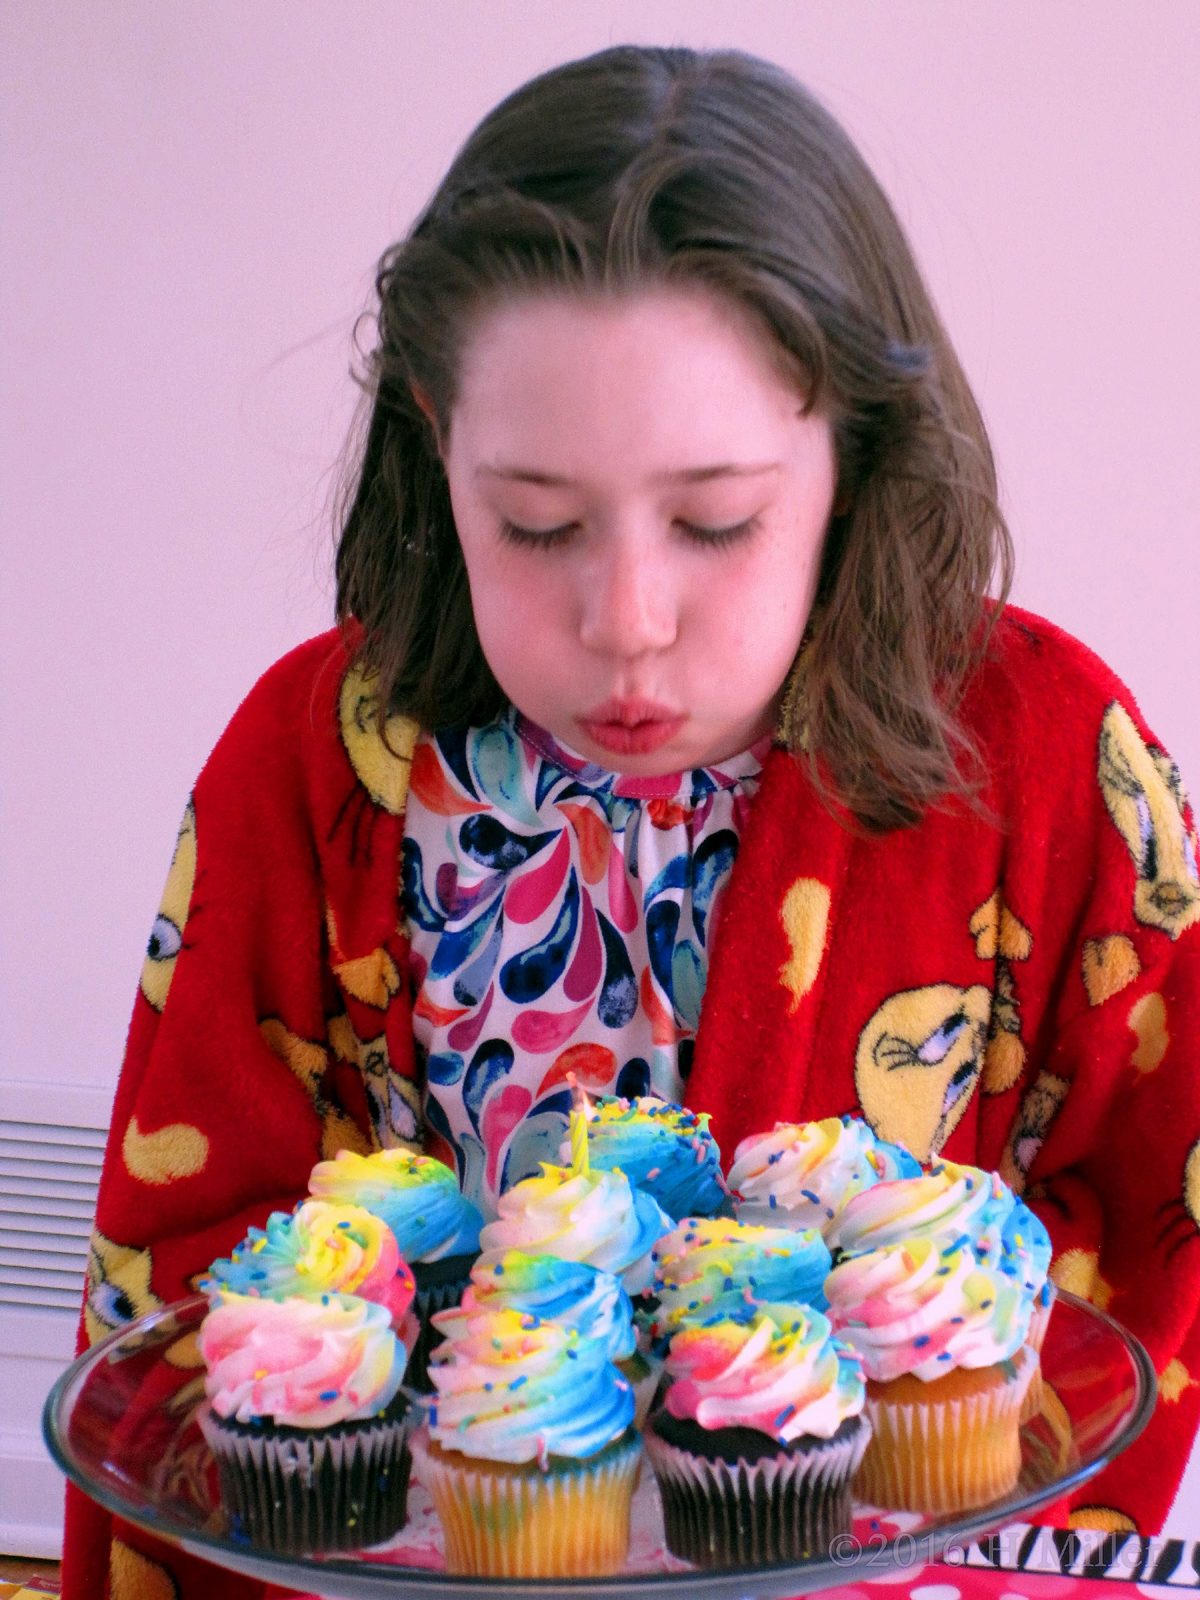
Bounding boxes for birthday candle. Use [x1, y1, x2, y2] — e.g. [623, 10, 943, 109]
[569, 1107, 589, 1174]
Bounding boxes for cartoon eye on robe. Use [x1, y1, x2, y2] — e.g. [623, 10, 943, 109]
[84, 1229, 164, 1348]
[139, 800, 197, 1012]
[1098, 702, 1200, 940]
[855, 983, 991, 1164]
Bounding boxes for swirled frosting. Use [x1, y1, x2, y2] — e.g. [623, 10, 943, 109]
[664, 1303, 865, 1442]
[477, 1163, 671, 1294]
[650, 1217, 832, 1337]
[435, 1251, 636, 1364]
[824, 1160, 1006, 1258]
[556, 1096, 728, 1221]
[425, 1306, 634, 1466]
[199, 1290, 406, 1428]
[204, 1200, 416, 1327]
[307, 1149, 482, 1262]
[824, 1235, 1027, 1381]
[729, 1116, 921, 1234]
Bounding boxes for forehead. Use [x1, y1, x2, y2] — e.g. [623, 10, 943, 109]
[448, 285, 808, 476]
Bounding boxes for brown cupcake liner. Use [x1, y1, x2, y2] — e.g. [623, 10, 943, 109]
[410, 1424, 641, 1577]
[407, 1275, 471, 1392]
[199, 1403, 410, 1555]
[855, 1346, 1035, 1513]
[643, 1416, 869, 1569]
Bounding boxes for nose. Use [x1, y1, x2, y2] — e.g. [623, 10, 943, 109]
[576, 527, 678, 660]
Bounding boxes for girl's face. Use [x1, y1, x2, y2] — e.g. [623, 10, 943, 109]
[441, 286, 837, 774]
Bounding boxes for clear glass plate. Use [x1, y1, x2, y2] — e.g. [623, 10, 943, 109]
[44, 1290, 1155, 1600]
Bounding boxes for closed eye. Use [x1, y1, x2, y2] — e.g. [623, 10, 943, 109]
[498, 520, 577, 550]
[676, 515, 762, 549]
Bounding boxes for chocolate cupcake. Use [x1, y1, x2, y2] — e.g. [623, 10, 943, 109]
[197, 1291, 411, 1554]
[643, 1304, 869, 1568]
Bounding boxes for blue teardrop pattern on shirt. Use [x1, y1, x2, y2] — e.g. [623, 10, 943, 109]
[436, 726, 480, 800]
[454, 908, 506, 1007]
[691, 829, 738, 946]
[427, 1050, 466, 1086]
[401, 837, 446, 932]
[646, 898, 680, 1007]
[643, 851, 690, 911]
[535, 758, 565, 812]
[499, 868, 580, 1004]
[470, 724, 542, 826]
[463, 1038, 516, 1138]
[459, 816, 559, 874]
[671, 938, 706, 1030]
[616, 1057, 650, 1098]
[430, 891, 504, 981]
[595, 908, 638, 1029]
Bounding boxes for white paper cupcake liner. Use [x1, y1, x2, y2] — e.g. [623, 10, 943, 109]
[199, 1402, 410, 1554]
[856, 1346, 1035, 1513]
[410, 1424, 642, 1576]
[642, 1416, 869, 1568]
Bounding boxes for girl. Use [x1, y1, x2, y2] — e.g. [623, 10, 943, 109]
[66, 45, 1200, 1599]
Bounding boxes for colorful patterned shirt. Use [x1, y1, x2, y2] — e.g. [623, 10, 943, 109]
[402, 705, 770, 1217]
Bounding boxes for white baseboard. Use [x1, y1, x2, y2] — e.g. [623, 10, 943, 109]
[0, 1431, 65, 1559]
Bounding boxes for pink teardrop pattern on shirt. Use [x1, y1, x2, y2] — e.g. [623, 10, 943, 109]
[511, 995, 595, 1053]
[483, 1083, 532, 1193]
[563, 886, 603, 1002]
[557, 802, 609, 885]
[536, 1041, 617, 1098]
[504, 827, 570, 924]
[447, 984, 494, 1052]
[607, 835, 639, 933]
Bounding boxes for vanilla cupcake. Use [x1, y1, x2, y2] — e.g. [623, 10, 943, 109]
[476, 1160, 672, 1293]
[197, 1291, 411, 1553]
[825, 1235, 1036, 1511]
[437, 1250, 661, 1427]
[728, 1115, 919, 1235]
[307, 1149, 483, 1385]
[644, 1304, 869, 1568]
[411, 1306, 641, 1576]
[558, 1094, 729, 1221]
[650, 1216, 831, 1338]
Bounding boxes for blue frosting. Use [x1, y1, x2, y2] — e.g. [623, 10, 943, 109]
[569, 1096, 728, 1221]
[307, 1150, 483, 1262]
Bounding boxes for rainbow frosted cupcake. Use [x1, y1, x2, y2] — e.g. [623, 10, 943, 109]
[197, 1291, 411, 1554]
[437, 1249, 661, 1427]
[644, 1304, 869, 1568]
[650, 1216, 832, 1338]
[477, 1160, 671, 1294]
[728, 1115, 920, 1235]
[825, 1235, 1036, 1511]
[204, 1200, 417, 1332]
[307, 1149, 483, 1385]
[558, 1095, 729, 1221]
[411, 1306, 641, 1576]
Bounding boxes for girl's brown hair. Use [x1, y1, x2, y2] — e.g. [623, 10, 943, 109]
[336, 45, 1012, 832]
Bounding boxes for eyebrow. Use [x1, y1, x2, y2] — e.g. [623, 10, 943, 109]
[475, 462, 782, 486]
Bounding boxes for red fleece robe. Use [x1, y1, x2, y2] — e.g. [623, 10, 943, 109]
[63, 606, 1200, 1598]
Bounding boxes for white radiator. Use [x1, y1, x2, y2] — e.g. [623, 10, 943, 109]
[0, 1082, 112, 1560]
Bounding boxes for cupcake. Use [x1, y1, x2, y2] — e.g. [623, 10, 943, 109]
[825, 1235, 1036, 1511]
[307, 1149, 483, 1386]
[728, 1115, 920, 1234]
[197, 1290, 411, 1554]
[650, 1217, 832, 1338]
[204, 1200, 417, 1330]
[644, 1304, 870, 1568]
[476, 1160, 672, 1294]
[558, 1094, 730, 1221]
[410, 1306, 641, 1576]
[438, 1249, 661, 1426]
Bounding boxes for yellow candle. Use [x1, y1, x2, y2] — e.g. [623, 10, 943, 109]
[569, 1107, 589, 1175]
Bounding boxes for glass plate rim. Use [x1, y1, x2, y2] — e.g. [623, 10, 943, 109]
[43, 1289, 1158, 1596]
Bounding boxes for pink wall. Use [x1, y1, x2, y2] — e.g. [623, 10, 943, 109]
[3, 0, 1198, 1100]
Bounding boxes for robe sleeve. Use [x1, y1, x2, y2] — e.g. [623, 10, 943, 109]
[61, 630, 410, 1600]
[1015, 694, 1200, 1536]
